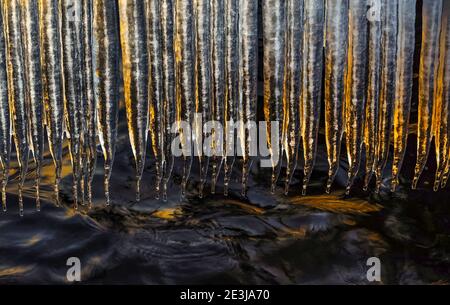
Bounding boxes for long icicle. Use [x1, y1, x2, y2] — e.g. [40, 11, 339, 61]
[435, 1, 450, 189]
[364, 1, 382, 190]
[193, 0, 212, 198]
[82, 0, 97, 208]
[374, 0, 398, 193]
[301, 0, 324, 195]
[238, 0, 258, 197]
[263, 0, 286, 194]
[3, 0, 29, 216]
[61, 0, 85, 210]
[210, 0, 225, 194]
[392, 0, 416, 192]
[412, 0, 443, 189]
[119, 0, 149, 202]
[223, 0, 239, 196]
[160, 0, 176, 201]
[0, 3, 10, 212]
[39, 0, 64, 207]
[324, 0, 348, 193]
[175, 0, 196, 198]
[93, 0, 120, 206]
[344, 0, 368, 194]
[147, 0, 165, 199]
[20, 0, 44, 211]
[283, 0, 304, 195]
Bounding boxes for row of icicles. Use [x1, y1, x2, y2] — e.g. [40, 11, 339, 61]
[0, 0, 449, 216]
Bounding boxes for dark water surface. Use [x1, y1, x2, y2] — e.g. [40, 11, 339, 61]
[1, 118, 449, 284]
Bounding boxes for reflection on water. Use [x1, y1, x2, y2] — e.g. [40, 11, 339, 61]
[1, 116, 449, 285]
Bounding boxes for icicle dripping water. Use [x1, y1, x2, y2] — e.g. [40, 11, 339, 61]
[93, 0, 120, 206]
[175, 0, 196, 198]
[238, 0, 258, 197]
[61, 0, 85, 210]
[193, 0, 212, 198]
[210, 0, 225, 194]
[0, 6, 10, 212]
[283, 0, 303, 195]
[374, 0, 398, 192]
[160, 0, 176, 201]
[364, 0, 382, 190]
[20, 0, 44, 211]
[392, 0, 416, 192]
[263, 0, 286, 194]
[223, 0, 239, 196]
[412, 0, 443, 189]
[344, 0, 368, 194]
[82, 0, 97, 207]
[324, 0, 348, 193]
[147, 0, 164, 199]
[301, 0, 324, 195]
[435, 1, 450, 190]
[39, 0, 64, 206]
[3, 0, 29, 216]
[119, 0, 149, 202]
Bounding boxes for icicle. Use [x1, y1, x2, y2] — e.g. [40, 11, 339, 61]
[39, 0, 64, 207]
[412, 0, 443, 189]
[443, 144, 450, 188]
[82, 0, 96, 208]
[283, 0, 303, 195]
[193, 0, 212, 198]
[344, 0, 367, 194]
[4, 0, 29, 216]
[175, 0, 195, 198]
[238, 0, 258, 197]
[20, 0, 44, 211]
[392, 0, 416, 192]
[324, 0, 348, 194]
[435, 1, 450, 190]
[0, 5, 10, 212]
[93, 0, 120, 206]
[374, 0, 398, 193]
[147, 0, 165, 200]
[61, 0, 85, 210]
[364, 1, 382, 191]
[444, 159, 450, 188]
[263, 0, 286, 194]
[301, 0, 324, 195]
[210, 0, 225, 194]
[160, 0, 176, 201]
[223, 0, 239, 196]
[118, 0, 149, 202]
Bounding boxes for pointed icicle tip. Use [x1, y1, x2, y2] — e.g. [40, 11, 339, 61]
[412, 175, 419, 190]
[441, 176, 448, 189]
[162, 182, 168, 202]
[345, 184, 351, 196]
[363, 174, 372, 192]
[284, 181, 290, 196]
[2, 189, 6, 212]
[224, 173, 230, 196]
[433, 177, 441, 192]
[199, 182, 204, 199]
[391, 178, 399, 193]
[326, 175, 334, 194]
[301, 183, 307, 196]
